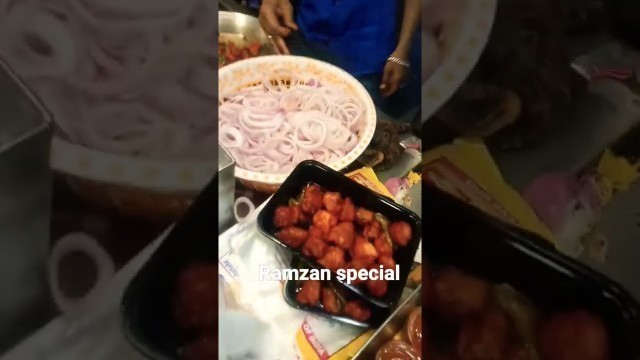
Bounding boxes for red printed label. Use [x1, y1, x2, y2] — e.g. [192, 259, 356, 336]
[424, 158, 518, 226]
[301, 319, 329, 360]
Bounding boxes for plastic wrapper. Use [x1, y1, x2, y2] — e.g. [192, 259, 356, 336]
[399, 135, 422, 152]
[521, 149, 639, 261]
[596, 149, 639, 197]
[423, 139, 554, 242]
[522, 172, 601, 257]
[347, 165, 422, 207]
[218, 308, 281, 359]
[572, 42, 640, 81]
[384, 174, 416, 205]
[346, 167, 394, 199]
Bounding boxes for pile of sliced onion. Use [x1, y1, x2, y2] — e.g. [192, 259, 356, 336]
[219, 72, 365, 174]
[0, 0, 215, 160]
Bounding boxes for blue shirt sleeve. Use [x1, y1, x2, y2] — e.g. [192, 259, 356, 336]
[247, 0, 260, 9]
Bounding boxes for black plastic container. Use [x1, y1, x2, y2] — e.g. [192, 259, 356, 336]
[610, 0, 640, 50]
[423, 183, 640, 360]
[120, 176, 218, 360]
[283, 258, 391, 328]
[257, 160, 422, 308]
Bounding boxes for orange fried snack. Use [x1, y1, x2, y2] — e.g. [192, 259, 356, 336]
[327, 222, 355, 250]
[389, 221, 412, 247]
[318, 246, 345, 271]
[296, 280, 321, 305]
[321, 287, 341, 314]
[275, 227, 308, 249]
[344, 300, 371, 322]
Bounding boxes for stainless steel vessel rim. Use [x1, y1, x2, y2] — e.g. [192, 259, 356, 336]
[0, 55, 51, 152]
[218, 144, 235, 172]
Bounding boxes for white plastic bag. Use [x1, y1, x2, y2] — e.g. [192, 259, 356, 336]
[218, 214, 366, 360]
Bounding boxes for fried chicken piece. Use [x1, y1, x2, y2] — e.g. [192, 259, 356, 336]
[537, 310, 609, 360]
[296, 280, 321, 305]
[299, 212, 312, 226]
[362, 220, 382, 239]
[308, 225, 324, 240]
[456, 308, 512, 360]
[345, 259, 369, 285]
[175, 263, 217, 330]
[312, 210, 338, 236]
[301, 184, 324, 214]
[327, 221, 356, 249]
[378, 255, 396, 270]
[289, 205, 303, 224]
[344, 300, 371, 322]
[373, 234, 393, 257]
[321, 287, 341, 314]
[274, 206, 293, 228]
[301, 236, 328, 259]
[273, 205, 304, 228]
[355, 207, 375, 225]
[389, 221, 412, 246]
[275, 227, 308, 248]
[323, 192, 343, 215]
[431, 267, 490, 320]
[366, 279, 388, 297]
[317, 246, 345, 271]
[340, 197, 356, 222]
[351, 236, 378, 264]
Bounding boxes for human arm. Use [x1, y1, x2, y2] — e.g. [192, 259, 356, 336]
[396, 0, 422, 60]
[259, 0, 298, 54]
[380, 0, 421, 97]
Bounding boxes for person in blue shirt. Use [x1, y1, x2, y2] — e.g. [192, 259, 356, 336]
[258, 0, 421, 120]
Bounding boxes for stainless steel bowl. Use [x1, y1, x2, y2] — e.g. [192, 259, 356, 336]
[218, 11, 276, 55]
[218, 144, 236, 234]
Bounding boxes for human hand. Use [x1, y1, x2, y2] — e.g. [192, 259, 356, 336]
[380, 51, 410, 97]
[259, 0, 298, 55]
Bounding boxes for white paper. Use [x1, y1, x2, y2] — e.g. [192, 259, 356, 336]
[217, 205, 366, 360]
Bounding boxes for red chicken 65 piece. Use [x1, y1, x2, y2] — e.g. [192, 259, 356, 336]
[257, 160, 422, 308]
[218, 38, 263, 68]
[272, 183, 408, 296]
